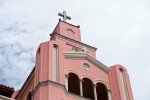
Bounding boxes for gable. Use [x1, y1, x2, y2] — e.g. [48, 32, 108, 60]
[64, 52, 110, 73]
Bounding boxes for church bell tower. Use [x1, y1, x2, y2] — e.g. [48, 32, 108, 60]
[15, 11, 134, 100]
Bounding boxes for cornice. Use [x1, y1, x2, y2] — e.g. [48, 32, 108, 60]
[0, 95, 15, 100]
[59, 20, 80, 28]
[32, 80, 89, 100]
[64, 52, 110, 73]
[52, 33, 97, 51]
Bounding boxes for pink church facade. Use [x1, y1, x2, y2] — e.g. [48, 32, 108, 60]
[12, 17, 134, 100]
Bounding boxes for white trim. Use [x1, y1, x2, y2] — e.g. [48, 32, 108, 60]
[119, 69, 129, 100]
[65, 74, 69, 91]
[79, 80, 83, 96]
[65, 28, 76, 40]
[107, 89, 112, 100]
[52, 33, 97, 51]
[64, 52, 110, 73]
[32, 80, 89, 100]
[53, 45, 59, 82]
[93, 84, 97, 100]
[0, 95, 15, 100]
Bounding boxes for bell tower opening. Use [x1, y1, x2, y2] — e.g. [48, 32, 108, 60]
[82, 78, 94, 99]
[96, 83, 108, 100]
[68, 73, 80, 95]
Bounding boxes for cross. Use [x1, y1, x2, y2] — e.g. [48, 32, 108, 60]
[83, 47, 88, 53]
[58, 10, 71, 22]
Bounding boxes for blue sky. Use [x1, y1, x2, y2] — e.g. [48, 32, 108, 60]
[0, 0, 150, 100]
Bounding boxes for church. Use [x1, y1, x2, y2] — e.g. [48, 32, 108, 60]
[0, 11, 134, 100]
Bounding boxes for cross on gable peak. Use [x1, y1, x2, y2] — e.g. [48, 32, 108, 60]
[58, 10, 71, 22]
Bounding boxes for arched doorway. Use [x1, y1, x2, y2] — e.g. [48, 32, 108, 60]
[96, 83, 108, 100]
[82, 78, 94, 99]
[68, 73, 80, 95]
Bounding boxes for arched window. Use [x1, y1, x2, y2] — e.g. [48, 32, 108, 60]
[119, 68, 129, 100]
[27, 92, 32, 100]
[82, 78, 94, 99]
[53, 45, 59, 82]
[68, 73, 80, 95]
[96, 83, 108, 100]
[65, 28, 76, 40]
[37, 49, 40, 84]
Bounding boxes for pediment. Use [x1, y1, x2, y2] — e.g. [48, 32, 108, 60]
[64, 52, 110, 73]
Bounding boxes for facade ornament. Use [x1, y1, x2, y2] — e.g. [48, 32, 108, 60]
[82, 63, 91, 71]
[82, 47, 88, 53]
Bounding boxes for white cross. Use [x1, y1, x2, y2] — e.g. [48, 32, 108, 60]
[83, 47, 88, 53]
[58, 10, 71, 22]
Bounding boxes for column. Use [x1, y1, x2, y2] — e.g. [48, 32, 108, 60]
[31, 92, 34, 100]
[65, 74, 69, 91]
[79, 80, 83, 96]
[107, 89, 112, 100]
[31, 95, 34, 100]
[93, 84, 97, 100]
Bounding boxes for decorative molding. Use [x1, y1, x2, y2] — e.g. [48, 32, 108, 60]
[65, 28, 76, 40]
[81, 74, 95, 83]
[32, 80, 65, 96]
[95, 79, 110, 89]
[32, 80, 89, 100]
[107, 89, 111, 93]
[52, 33, 97, 51]
[0, 95, 15, 100]
[65, 69, 81, 79]
[82, 63, 91, 71]
[64, 52, 110, 73]
[65, 74, 70, 79]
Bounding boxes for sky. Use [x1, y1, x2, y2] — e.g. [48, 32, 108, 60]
[0, 0, 150, 100]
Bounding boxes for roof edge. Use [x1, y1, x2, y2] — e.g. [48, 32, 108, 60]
[64, 52, 110, 73]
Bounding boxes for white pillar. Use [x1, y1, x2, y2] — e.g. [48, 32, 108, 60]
[79, 80, 83, 96]
[93, 84, 97, 100]
[31, 95, 34, 100]
[107, 89, 112, 100]
[65, 74, 69, 91]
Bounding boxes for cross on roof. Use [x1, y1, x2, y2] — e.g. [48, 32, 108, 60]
[58, 10, 71, 22]
[83, 47, 88, 53]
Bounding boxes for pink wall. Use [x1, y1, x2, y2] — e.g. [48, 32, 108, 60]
[109, 65, 134, 100]
[56, 21, 81, 42]
[30, 21, 134, 100]
[64, 59, 110, 86]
